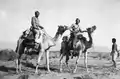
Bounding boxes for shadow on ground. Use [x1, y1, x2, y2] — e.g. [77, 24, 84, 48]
[0, 66, 16, 72]
[22, 62, 58, 72]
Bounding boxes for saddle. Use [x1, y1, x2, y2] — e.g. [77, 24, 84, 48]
[22, 29, 39, 48]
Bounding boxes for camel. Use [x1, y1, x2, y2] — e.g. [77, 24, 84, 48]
[59, 25, 96, 73]
[15, 25, 67, 74]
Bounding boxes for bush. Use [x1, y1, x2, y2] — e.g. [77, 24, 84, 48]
[0, 48, 18, 61]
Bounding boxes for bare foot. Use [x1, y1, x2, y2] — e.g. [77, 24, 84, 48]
[16, 70, 19, 74]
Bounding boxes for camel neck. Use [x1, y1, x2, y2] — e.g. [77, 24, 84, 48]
[88, 32, 92, 43]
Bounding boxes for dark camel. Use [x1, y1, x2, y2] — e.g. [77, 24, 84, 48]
[59, 25, 96, 73]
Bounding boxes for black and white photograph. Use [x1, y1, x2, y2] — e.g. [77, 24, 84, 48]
[0, 0, 120, 79]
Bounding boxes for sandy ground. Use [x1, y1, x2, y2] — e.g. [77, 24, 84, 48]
[0, 52, 120, 79]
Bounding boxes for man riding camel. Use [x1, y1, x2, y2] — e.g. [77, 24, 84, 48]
[68, 18, 87, 50]
[31, 11, 44, 43]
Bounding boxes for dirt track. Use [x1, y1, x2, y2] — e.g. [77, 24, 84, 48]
[0, 52, 120, 79]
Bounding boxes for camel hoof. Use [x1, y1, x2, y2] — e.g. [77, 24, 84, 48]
[45, 70, 51, 74]
[35, 71, 38, 75]
[20, 70, 23, 73]
[60, 69, 62, 73]
[73, 70, 76, 73]
[48, 70, 51, 73]
[16, 70, 19, 74]
[85, 68, 89, 73]
[86, 70, 89, 73]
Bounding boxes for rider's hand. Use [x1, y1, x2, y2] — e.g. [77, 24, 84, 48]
[83, 30, 87, 32]
[39, 26, 44, 29]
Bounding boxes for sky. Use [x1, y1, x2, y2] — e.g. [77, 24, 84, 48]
[0, 0, 120, 49]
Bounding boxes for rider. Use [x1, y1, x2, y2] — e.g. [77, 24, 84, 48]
[31, 11, 44, 43]
[68, 18, 87, 49]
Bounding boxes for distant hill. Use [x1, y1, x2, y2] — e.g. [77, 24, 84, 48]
[88, 46, 111, 53]
[0, 41, 111, 52]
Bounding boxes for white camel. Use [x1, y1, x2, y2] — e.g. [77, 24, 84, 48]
[15, 25, 68, 74]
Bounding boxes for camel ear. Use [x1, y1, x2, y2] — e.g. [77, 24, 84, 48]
[86, 28, 88, 30]
[93, 25, 96, 30]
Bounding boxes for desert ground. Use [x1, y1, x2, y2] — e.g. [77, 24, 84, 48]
[0, 49, 120, 79]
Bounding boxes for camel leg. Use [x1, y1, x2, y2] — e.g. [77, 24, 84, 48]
[46, 50, 51, 72]
[73, 51, 82, 73]
[15, 58, 22, 73]
[84, 52, 88, 72]
[16, 39, 24, 73]
[18, 51, 24, 73]
[15, 40, 20, 73]
[59, 54, 64, 72]
[35, 49, 44, 74]
[15, 59, 19, 73]
[19, 65, 22, 73]
[17, 55, 22, 73]
[18, 59, 22, 72]
[65, 53, 70, 71]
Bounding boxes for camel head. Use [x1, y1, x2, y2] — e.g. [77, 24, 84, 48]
[86, 25, 96, 34]
[85, 25, 96, 48]
[57, 25, 68, 35]
[54, 25, 68, 41]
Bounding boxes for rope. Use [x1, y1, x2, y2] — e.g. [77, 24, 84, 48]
[41, 29, 54, 40]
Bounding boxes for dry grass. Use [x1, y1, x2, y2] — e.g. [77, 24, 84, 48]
[0, 49, 120, 79]
[89, 52, 111, 60]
